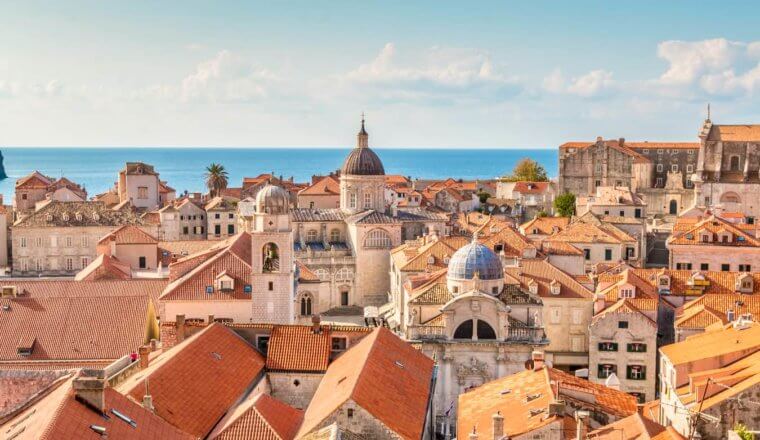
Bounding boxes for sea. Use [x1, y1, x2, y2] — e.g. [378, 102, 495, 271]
[0, 147, 558, 200]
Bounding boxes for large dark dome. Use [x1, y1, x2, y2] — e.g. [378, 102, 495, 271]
[341, 147, 385, 176]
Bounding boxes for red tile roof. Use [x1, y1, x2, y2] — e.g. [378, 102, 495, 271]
[299, 175, 340, 196]
[74, 254, 132, 281]
[266, 325, 332, 372]
[99, 225, 159, 246]
[15, 171, 53, 189]
[520, 216, 571, 235]
[667, 215, 760, 247]
[3, 374, 193, 440]
[513, 181, 551, 194]
[297, 328, 434, 439]
[588, 413, 686, 440]
[212, 393, 304, 440]
[707, 124, 760, 142]
[118, 324, 266, 438]
[504, 259, 593, 299]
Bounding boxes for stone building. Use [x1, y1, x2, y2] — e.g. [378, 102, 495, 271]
[13, 171, 87, 217]
[496, 180, 557, 219]
[667, 215, 760, 272]
[297, 175, 341, 209]
[11, 201, 149, 276]
[156, 198, 207, 241]
[694, 120, 760, 218]
[117, 162, 175, 210]
[204, 196, 238, 240]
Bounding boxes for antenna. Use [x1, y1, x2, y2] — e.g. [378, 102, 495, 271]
[707, 103, 711, 121]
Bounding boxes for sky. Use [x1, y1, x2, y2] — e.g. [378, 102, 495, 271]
[1, 1, 759, 148]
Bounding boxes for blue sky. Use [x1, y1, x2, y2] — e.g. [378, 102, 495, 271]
[1, 1, 759, 147]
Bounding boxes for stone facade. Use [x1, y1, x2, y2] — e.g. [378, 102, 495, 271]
[268, 372, 323, 410]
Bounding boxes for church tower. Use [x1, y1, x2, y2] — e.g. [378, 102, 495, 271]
[339, 115, 387, 214]
[250, 183, 295, 324]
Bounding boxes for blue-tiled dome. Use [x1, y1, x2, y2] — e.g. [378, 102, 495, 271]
[447, 239, 503, 280]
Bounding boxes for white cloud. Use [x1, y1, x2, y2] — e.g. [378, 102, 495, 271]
[339, 43, 520, 103]
[542, 68, 615, 97]
[178, 50, 277, 103]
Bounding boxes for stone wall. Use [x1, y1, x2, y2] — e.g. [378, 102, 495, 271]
[268, 372, 323, 410]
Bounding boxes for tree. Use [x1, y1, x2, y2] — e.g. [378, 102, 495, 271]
[205, 163, 229, 197]
[735, 424, 755, 440]
[554, 193, 576, 217]
[503, 158, 548, 182]
[477, 191, 491, 204]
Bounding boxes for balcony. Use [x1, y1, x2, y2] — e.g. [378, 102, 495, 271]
[506, 326, 549, 345]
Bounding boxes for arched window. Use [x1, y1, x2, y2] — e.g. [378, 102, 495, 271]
[329, 229, 341, 243]
[314, 269, 330, 280]
[262, 243, 280, 273]
[454, 320, 473, 339]
[300, 294, 312, 316]
[364, 229, 392, 249]
[729, 155, 741, 171]
[720, 192, 741, 204]
[306, 229, 318, 243]
[477, 320, 497, 339]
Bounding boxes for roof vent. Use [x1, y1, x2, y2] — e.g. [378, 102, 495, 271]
[500, 389, 511, 395]
[395, 360, 405, 369]
[529, 408, 545, 417]
[90, 425, 106, 436]
[526, 393, 542, 402]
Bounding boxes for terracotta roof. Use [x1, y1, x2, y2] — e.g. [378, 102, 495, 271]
[2, 374, 193, 440]
[0, 370, 69, 420]
[458, 366, 637, 439]
[159, 239, 220, 258]
[588, 413, 685, 440]
[161, 233, 252, 301]
[678, 348, 760, 411]
[265, 325, 332, 372]
[297, 328, 434, 439]
[74, 254, 132, 281]
[299, 175, 340, 196]
[674, 303, 725, 329]
[13, 201, 146, 228]
[667, 215, 760, 247]
[504, 259, 594, 299]
[407, 270, 453, 305]
[291, 208, 347, 222]
[211, 393, 304, 440]
[707, 124, 760, 142]
[598, 268, 760, 297]
[391, 236, 469, 273]
[546, 220, 635, 244]
[384, 174, 410, 185]
[118, 324, 266, 438]
[513, 181, 551, 194]
[559, 140, 652, 163]
[593, 299, 657, 327]
[660, 321, 760, 366]
[676, 293, 760, 330]
[345, 209, 400, 224]
[123, 161, 158, 175]
[480, 225, 539, 257]
[15, 171, 54, 189]
[296, 260, 321, 282]
[541, 240, 584, 256]
[560, 141, 699, 150]
[205, 196, 239, 211]
[98, 224, 158, 245]
[520, 216, 571, 235]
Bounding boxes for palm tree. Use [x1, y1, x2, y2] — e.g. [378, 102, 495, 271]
[205, 163, 229, 197]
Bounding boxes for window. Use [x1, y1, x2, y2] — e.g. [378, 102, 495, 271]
[268, 281, 274, 291]
[214, 224, 221, 235]
[183, 226, 189, 235]
[330, 229, 341, 243]
[627, 365, 646, 380]
[729, 155, 740, 171]
[656, 164, 664, 172]
[620, 287, 634, 298]
[20, 259, 28, 272]
[671, 164, 678, 172]
[66, 236, 72, 247]
[349, 193, 357, 208]
[657, 149, 663, 154]
[572, 308, 583, 325]
[21, 193, 27, 200]
[626, 247, 635, 259]
[138, 186, 148, 199]
[550, 307, 561, 324]
[331, 337, 347, 352]
[257, 336, 270, 354]
[656, 177, 663, 187]
[595, 180, 601, 188]
[81, 236, 88, 247]
[700, 263, 709, 271]
[598, 364, 616, 379]
[65, 258, 73, 271]
[300, 295, 312, 316]
[35, 259, 44, 271]
[228, 213, 234, 219]
[687, 164, 694, 173]
[36, 237, 42, 247]
[50, 236, 57, 248]
[619, 210, 625, 216]
[721, 264, 730, 272]
[20, 237, 26, 248]
[739, 265, 752, 272]
[583, 249, 591, 260]
[347, 408, 354, 419]
[627, 343, 647, 353]
[618, 321, 629, 329]
[364, 229, 392, 249]
[306, 229, 318, 243]
[598, 342, 618, 352]
[363, 193, 372, 209]
[676, 263, 692, 270]
[604, 249, 612, 261]
[139, 256, 147, 269]
[81, 257, 89, 268]
[340, 290, 349, 306]
[227, 224, 234, 234]
[634, 208, 641, 218]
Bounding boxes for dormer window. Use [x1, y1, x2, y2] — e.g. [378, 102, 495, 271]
[62, 213, 69, 221]
[75, 212, 82, 221]
[215, 272, 235, 291]
[720, 233, 732, 243]
[92, 213, 100, 221]
[700, 232, 711, 243]
[528, 281, 539, 295]
[736, 273, 754, 293]
[443, 256, 450, 265]
[427, 255, 435, 265]
[549, 280, 561, 295]
[45, 213, 53, 221]
[532, 228, 539, 234]
[619, 287, 635, 298]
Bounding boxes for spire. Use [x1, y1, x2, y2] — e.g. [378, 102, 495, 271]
[357, 112, 369, 148]
[706, 103, 711, 122]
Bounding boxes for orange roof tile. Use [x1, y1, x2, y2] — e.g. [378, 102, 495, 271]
[298, 175, 340, 196]
[520, 216, 571, 235]
[708, 124, 760, 142]
[588, 413, 685, 440]
[118, 324, 266, 438]
[212, 393, 304, 440]
[297, 328, 434, 439]
[265, 325, 332, 372]
[513, 181, 551, 194]
[75, 254, 132, 281]
[667, 215, 760, 247]
[660, 322, 760, 366]
[98, 224, 158, 245]
[504, 259, 593, 299]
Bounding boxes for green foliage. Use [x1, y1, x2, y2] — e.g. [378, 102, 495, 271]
[536, 210, 548, 218]
[735, 424, 755, 440]
[205, 163, 229, 197]
[477, 191, 491, 204]
[502, 158, 549, 182]
[554, 192, 576, 217]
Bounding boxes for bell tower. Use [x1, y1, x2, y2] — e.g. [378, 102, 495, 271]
[250, 184, 295, 324]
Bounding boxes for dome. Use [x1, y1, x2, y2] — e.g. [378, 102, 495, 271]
[447, 238, 503, 281]
[255, 183, 289, 214]
[341, 147, 385, 176]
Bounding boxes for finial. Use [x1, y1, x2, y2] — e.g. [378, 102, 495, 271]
[707, 103, 711, 122]
[357, 111, 369, 146]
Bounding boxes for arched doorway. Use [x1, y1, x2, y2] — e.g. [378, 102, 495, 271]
[669, 200, 678, 215]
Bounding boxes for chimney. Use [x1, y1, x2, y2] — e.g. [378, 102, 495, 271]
[176, 314, 186, 343]
[142, 378, 155, 413]
[149, 338, 158, 351]
[311, 314, 321, 334]
[618, 137, 625, 147]
[492, 411, 504, 440]
[138, 345, 151, 369]
[208, 314, 215, 325]
[532, 350, 545, 370]
[593, 292, 606, 315]
[73, 369, 107, 414]
[469, 427, 479, 440]
[548, 400, 566, 417]
[595, 136, 603, 146]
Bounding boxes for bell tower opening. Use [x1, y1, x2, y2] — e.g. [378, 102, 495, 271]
[262, 243, 280, 273]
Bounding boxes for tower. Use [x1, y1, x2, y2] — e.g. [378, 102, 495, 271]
[250, 183, 295, 324]
[340, 115, 386, 214]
